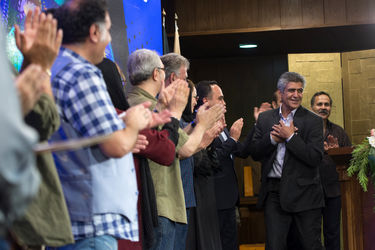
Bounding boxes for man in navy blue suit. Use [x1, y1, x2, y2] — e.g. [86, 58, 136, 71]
[196, 80, 246, 250]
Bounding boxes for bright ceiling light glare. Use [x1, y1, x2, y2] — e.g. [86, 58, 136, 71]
[239, 44, 258, 49]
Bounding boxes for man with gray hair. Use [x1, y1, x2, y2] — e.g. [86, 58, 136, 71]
[250, 72, 325, 250]
[128, 49, 225, 250]
[161, 53, 189, 87]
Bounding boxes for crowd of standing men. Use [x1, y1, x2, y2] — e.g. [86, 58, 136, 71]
[0, 0, 351, 250]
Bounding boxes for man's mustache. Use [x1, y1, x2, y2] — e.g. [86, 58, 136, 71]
[319, 109, 329, 115]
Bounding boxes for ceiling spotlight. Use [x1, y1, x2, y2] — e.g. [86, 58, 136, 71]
[239, 44, 257, 49]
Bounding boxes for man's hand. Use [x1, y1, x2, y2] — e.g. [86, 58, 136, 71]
[156, 81, 176, 111]
[123, 102, 152, 131]
[324, 135, 339, 151]
[195, 103, 225, 130]
[253, 102, 272, 121]
[132, 134, 149, 153]
[199, 120, 224, 149]
[167, 80, 189, 119]
[15, 7, 63, 70]
[16, 64, 47, 115]
[147, 109, 172, 128]
[230, 118, 244, 141]
[271, 120, 298, 143]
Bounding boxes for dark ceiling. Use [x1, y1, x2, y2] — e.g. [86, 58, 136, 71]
[173, 24, 375, 59]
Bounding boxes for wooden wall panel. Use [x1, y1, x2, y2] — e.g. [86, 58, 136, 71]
[324, 0, 347, 25]
[302, 0, 324, 26]
[172, 0, 375, 35]
[342, 49, 375, 144]
[237, 0, 259, 28]
[288, 53, 344, 128]
[346, 0, 370, 24]
[258, 0, 281, 27]
[280, 0, 302, 27]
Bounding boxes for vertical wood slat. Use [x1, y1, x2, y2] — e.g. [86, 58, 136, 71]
[175, 1, 194, 32]
[280, 0, 302, 27]
[238, 0, 259, 28]
[302, 0, 324, 26]
[346, 0, 370, 24]
[323, 0, 347, 25]
[174, 0, 375, 34]
[258, 0, 281, 27]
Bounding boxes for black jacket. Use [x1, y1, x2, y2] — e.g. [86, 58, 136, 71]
[250, 106, 325, 212]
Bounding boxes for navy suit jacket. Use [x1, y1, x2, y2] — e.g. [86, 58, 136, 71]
[212, 127, 252, 210]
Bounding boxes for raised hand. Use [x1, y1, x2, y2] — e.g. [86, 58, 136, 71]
[15, 7, 63, 70]
[15, 64, 47, 115]
[253, 102, 272, 121]
[324, 135, 339, 151]
[230, 118, 244, 141]
[147, 109, 172, 128]
[200, 120, 224, 149]
[132, 134, 149, 153]
[195, 103, 226, 130]
[123, 102, 152, 131]
[167, 79, 189, 119]
[156, 80, 176, 111]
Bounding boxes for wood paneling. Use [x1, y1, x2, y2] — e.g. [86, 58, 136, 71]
[324, 0, 347, 25]
[170, 0, 375, 36]
[288, 53, 344, 128]
[342, 49, 375, 144]
[258, 0, 281, 27]
[280, 0, 302, 27]
[346, 0, 370, 24]
[302, 0, 324, 26]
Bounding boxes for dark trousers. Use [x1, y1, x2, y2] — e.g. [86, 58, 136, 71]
[322, 196, 341, 250]
[265, 190, 323, 250]
[288, 195, 341, 250]
[217, 207, 238, 250]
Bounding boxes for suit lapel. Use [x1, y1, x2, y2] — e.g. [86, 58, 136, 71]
[272, 109, 280, 126]
[292, 106, 305, 135]
[282, 106, 305, 173]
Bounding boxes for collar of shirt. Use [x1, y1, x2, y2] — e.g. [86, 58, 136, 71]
[129, 86, 158, 110]
[59, 47, 93, 65]
[278, 104, 297, 126]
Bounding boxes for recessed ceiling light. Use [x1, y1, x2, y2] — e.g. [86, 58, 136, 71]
[239, 44, 258, 49]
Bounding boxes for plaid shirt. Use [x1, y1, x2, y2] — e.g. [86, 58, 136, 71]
[52, 47, 138, 241]
[71, 214, 139, 241]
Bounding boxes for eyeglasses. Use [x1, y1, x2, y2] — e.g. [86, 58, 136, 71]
[156, 67, 165, 72]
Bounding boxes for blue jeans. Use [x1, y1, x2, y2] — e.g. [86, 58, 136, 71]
[150, 216, 176, 250]
[54, 235, 117, 250]
[0, 239, 9, 250]
[173, 209, 190, 250]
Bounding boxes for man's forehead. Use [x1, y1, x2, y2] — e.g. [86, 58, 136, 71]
[286, 81, 303, 88]
[315, 95, 331, 103]
[212, 84, 222, 93]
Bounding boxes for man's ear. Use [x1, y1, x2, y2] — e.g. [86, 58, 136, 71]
[89, 24, 100, 43]
[202, 97, 208, 104]
[169, 72, 177, 82]
[152, 68, 158, 81]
